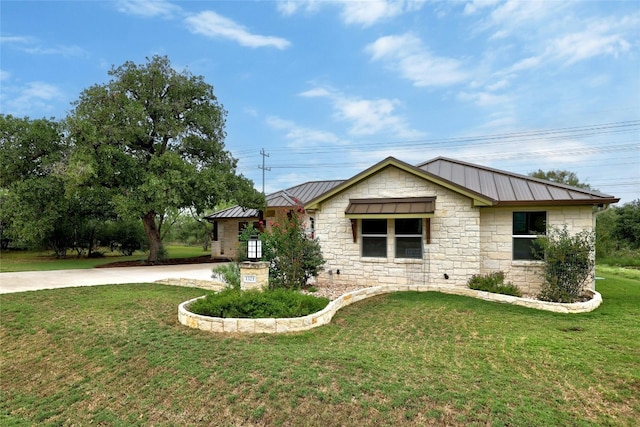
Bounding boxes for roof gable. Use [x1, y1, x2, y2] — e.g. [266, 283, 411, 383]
[305, 157, 494, 210]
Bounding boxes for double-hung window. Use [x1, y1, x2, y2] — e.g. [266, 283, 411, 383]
[362, 219, 387, 257]
[395, 218, 423, 259]
[512, 212, 546, 260]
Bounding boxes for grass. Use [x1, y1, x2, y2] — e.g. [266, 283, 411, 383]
[0, 246, 210, 272]
[1, 272, 638, 426]
[597, 265, 640, 281]
[597, 250, 640, 268]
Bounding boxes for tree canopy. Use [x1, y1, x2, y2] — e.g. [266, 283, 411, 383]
[65, 56, 263, 261]
[0, 115, 66, 187]
[529, 169, 593, 190]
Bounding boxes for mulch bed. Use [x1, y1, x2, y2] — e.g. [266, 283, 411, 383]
[95, 255, 229, 268]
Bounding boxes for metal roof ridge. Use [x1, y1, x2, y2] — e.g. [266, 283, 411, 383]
[417, 156, 617, 199]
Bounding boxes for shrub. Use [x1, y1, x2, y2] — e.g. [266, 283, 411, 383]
[188, 288, 330, 319]
[212, 262, 240, 290]
[535, 226, 595, 303]
[260, 205, 325, 290]
[467, 271, 522, 297]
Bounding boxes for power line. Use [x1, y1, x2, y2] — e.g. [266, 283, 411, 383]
[231, 120, 640, 158]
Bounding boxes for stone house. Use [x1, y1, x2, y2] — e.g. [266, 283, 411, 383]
[205, 157, 619, 295]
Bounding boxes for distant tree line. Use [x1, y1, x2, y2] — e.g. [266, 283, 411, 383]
[530, 170, 639, 263]
[0, 56, 264, 260]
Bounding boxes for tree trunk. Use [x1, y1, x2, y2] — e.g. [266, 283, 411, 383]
[142, 211, 162, 263]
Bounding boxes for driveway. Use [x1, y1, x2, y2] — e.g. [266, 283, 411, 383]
[0, 263, 220, 294]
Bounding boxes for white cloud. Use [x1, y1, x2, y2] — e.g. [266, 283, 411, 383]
[2, 81, 64, 116]
[1, 35, 85, 57]
[277, 0, 425, 27]
[341, 0, 425, 27]
[300, 86, 424, 139]
[508, 56, 542, 73]
[485, 79, 509, 91]
[366, 33, 469, 87]
[486, 0, 564, 39]
[458, 91, 508, 107]
[276, 0, 321, 16]
[0, 69, 10, 81]
[115, 0, 181, 18]
[266, 116, 343, 147]
[547, 29, 631, 65]
[463, 0, 500, 16]
[185, 11, 291, 49]
[0, 35, 34, 44]
[505, 15, 637, 74]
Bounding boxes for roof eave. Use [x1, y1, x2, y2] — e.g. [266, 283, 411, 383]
[492, 198, 621, 207]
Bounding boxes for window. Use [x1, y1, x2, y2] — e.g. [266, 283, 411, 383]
[513, 211, 546, 260]
[362, 219, 387, 257]
[395, 219, 423, 259]
[238, 221, 260, 240]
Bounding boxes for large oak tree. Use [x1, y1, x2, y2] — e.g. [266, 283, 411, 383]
[66, 56, 264, 262]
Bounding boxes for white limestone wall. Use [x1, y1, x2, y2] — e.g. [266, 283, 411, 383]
[314, 166, 481, 289]
[480, 206, 595, 295]
[211, 219, 245, 260]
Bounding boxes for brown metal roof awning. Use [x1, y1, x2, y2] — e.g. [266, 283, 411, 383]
[345, 197, 436, 218]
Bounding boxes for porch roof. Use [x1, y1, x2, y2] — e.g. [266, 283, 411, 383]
[345, 197, 436, 218]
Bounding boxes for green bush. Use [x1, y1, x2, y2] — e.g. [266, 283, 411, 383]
[467, 271, 522, 297]
[212, 263, 240, 290]
[536, 226, 595, 303]
[189, 288, 330, 319]
[259, 206, 325, 290]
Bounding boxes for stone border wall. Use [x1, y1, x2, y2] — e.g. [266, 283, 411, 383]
[178, 285, 602, 334]
[155, 278, 225, 291]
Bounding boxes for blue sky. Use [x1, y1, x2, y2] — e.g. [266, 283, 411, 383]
[2, 0, 639, 204]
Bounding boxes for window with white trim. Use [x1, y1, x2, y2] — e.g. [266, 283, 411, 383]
[362, 219, 387, 257]
[512, 211, 546, 260]
[395, 218, 423, 259]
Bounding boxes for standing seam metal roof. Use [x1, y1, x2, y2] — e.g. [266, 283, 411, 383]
[205, 180, 345, 220]
[417, 157, 619, 205]
[206, 157, 619, 220]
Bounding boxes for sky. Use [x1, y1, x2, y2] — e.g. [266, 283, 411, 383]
[1, 0, 639, 204]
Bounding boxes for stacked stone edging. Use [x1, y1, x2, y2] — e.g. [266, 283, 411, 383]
[178, 285, 602, 334]
[155, 278, 225, 291]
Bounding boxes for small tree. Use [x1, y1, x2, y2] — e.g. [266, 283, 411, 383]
[260, 206, 325, 290]
[536, 226, 595, 303]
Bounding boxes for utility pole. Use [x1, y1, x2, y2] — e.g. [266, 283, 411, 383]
[259, 148, 271, 194]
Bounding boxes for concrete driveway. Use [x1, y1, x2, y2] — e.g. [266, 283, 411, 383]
[0, 263, 219, 294]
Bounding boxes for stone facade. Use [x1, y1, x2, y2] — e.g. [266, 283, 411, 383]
[211, 164, 599, 297]
[239, 261, 270, 291]
[313, 166, 596, 296]
[313, 166, 481, 289]
[479, 205, 595, 295]
[211, 219, 243, 259]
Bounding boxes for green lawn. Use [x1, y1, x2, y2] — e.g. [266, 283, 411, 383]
[1, 272, 638, 426]
[0, 246, 210, 272]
